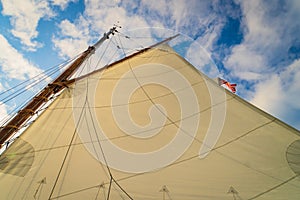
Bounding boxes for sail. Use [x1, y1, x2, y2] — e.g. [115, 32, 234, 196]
[0, 43, 299, 200]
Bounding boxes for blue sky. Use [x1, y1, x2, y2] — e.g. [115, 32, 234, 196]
[0, 0, 300, 130]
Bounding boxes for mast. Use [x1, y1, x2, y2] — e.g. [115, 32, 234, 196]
[0, 26, 118, 149]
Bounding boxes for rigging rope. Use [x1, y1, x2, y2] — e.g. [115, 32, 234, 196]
[0, 53, 79, 99]
[0, 56, 77, 119]
[117, 31, 145, 49]
[0, 64, 57, 97]
[92, 35, 113, 72]
[47, 97, 87, 199]
[85, 80, 134, 200]
[0, 54, 81, 126]
[0, 67, 57, 104]
[46, 37, 134, 199]
[75, 32, 134, 200]
[106, 175, 113, 200]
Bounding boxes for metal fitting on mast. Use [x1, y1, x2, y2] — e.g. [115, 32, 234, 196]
[93, 25, 120, 50]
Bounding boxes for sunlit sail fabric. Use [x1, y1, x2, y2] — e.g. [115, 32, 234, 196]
[0, 44, 300, 200]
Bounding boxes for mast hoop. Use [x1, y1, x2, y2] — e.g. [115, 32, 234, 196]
[2, 125, 19, 130]
[18, 109, 35, 115]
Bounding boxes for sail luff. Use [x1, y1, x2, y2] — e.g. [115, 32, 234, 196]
[0, 27, 118, 149]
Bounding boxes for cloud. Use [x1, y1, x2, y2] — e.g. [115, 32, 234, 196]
[225, 0, 300, 81]
[53, 36, 89, 59]
[251, 75, 283, 114]
[52, 0, 234, 61]
[0, 34, 43, 80]
[223, 1, 274, 81]
[251, 59, 300, 129]
[59, 19, 88, 39]
[0, 82, 4, 92]
[1, 0, 54, 51]
[50, 0, 78, 10]
[185, 39, 220, 78]
[0, 34, 51, 124]
[52, 16, 91, 59]
[225, 44, 266, 81]
[53, 0, 153, 59]
[0, 102, 9, 123]
[222, 0, 300, 124]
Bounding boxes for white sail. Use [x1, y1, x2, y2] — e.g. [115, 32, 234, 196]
[0, 43, 299, 199]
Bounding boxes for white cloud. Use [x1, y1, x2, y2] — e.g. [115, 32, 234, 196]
[280, 59, 300, 109]
[140, 0, 169, 14]
[53, 0, 153, 59]
[50, 0, 78, 10]
[223, 0, 300, 129]
[52, 16, 91, 59]
[52, 0, 231, 62]
[58, 19, 87, 39]
[53, 37, 89, 59]
[0, 82, 4, 92]
[0, 34, 48, 124]
[223, 1, 274, 81]
[251, 75, 283, 114]
[0, 34, 43, 80]
[0, 102, 9, 123]
[186, 39, 220, 78]
[85, 1, 150, 33]
[1, 0, 54, 51]
[136, 0, 225, 45]
[225, 44, 266, 81]
[250, 59, 300, 129]
[225, 0, 300, 80]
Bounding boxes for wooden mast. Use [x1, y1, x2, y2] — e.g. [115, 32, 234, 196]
[0, 26, 118, 148]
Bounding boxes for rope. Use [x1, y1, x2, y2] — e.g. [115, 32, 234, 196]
[0, 55, 80, 126]
[0, 63, 58, 97]
[106, 175, 113, 200]
[47, 98, 87, 199]
[81, 33, 134, 200]
[0, 55, 77, 103]
[0, 68, 56, 105]
[111, 177, 133, 200]
[92, 35, 113, 72]
[94, 182, 106, 200]
[248, 175, 299, 200]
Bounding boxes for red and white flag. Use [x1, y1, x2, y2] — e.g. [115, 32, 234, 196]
[218, 77, 237, 93]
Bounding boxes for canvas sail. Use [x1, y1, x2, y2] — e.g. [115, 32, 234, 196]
[0, 43, 300, 200]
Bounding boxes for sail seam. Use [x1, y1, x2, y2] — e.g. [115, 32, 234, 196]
[248, 174, 299, 200]
[210, 119, 276, 152]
